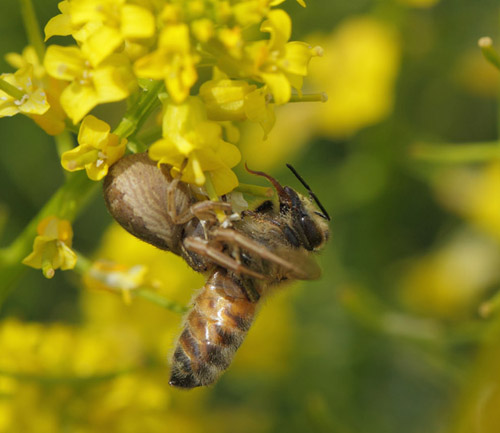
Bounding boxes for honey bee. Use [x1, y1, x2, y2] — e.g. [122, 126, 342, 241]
[103, 153, 330, 388]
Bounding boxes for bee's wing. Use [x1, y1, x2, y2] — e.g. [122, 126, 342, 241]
[103, 153, 189, 255]
[272, 246, 322, 280]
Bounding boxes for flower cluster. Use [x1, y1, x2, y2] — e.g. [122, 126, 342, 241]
[0, 0, 321, 278]
[1, 0, 319, 195]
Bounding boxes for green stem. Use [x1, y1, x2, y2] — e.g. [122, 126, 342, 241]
[73, 251, 187, 314]
[288, 92, 328, 103]
[19, 0, 45, 63]
[479, 37, 500, 71]
[54, 130, 75, 175]
[235, 183, 274, 198]
[114, 80, 164, 141]
[136, 125, 162, 145]
[411, 141, 500, 163]
[0, 78, 25, 100]
[134, 288, 189, 314]
[0, 172, 98, 307]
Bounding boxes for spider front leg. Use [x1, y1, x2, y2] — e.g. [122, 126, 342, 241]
[166, 177, 233, 224]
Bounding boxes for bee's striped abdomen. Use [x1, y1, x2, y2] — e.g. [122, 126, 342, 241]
[169, 270, 257, 388]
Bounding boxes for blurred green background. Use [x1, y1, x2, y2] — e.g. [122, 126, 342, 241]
[1, 0, 500, 432]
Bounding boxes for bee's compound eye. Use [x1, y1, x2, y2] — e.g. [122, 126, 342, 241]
[300, 215, 323, 250]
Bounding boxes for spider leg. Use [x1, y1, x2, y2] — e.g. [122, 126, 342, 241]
[166, 177, 232, 224]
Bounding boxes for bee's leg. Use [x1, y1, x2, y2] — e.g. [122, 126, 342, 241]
[210, 228, 307, 279]
[184, 237, 266, 281]
[227, 246, 260, 302]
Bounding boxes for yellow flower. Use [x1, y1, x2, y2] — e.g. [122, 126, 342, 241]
[5, 45, 68, 135]
[135, 23, 198, 104]
[22, 216, 77, 279]
[308, 17, 400, 138]
[199, 78, 257, 121]
[434, 163, 500, 242]
[83, 260, 150, 304]
[249, 9, 320, 104]
[399, 230, 500, 319]
[45, 0, 156, 67]
[61, 115, 126, 181]
[0, 65, 49, 118]
[149, 96, 241, 195]
[5, 45, 45, 80]
[44, 45, 135, 123]
[200, 77, 276, 136]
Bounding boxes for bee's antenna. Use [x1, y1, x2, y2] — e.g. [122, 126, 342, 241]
[286, 164, 331, 221]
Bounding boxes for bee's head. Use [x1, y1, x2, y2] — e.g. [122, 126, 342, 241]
[281, 186, 330, 251]
[245, 164, 330, 251]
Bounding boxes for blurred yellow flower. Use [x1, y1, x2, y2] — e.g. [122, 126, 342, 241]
[5, 45, 45, 80]
[0, 318, 178, 433]
[22, 216, 77, 279]
[5, 45, 68, 135]
[396, 0, 440, 7]
[434, 163, 500, 242]
[308, 17, 400, 138]
[149, 96, 241, 195]
[200, 78, 257, 121]
[0, 65, 49, 117]
[399, 230, 500, 319]
[84, 260, 150, 304]
[455, 50, 500, 98]
[253, 9, 320, 105]
[61, 115, 126, 181]
[45, 0, 156, 66]
[44, 45, 135, 123]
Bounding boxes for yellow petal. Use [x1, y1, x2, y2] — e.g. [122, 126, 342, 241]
[44, 12, 72, 41]
[121, 5, 155, 39]
[93, 55, 135, 103]
[82, 26, 123, 67]
[148, 138, 186, 167]
[22, 237, 53, 269]
[165, 57, 198, 104]
[158, 24, 191, 53]
[44, 45, 85, 81]
[209, 167, 239, 196]
[261, 72, 291, 105]
[78, 115, 110, 148]
[200, 79, 256, 121]
[261, 10, 291, 52]
[57, 242, 78, 270]
[134, 51, 167, 80]
[217, 140, 241, 168]
[61, 145, 98, 172]
[19, 88, 50, 115]
[282, 42, 313, 76]
[85, 160, 109, 181]
[60, 81, 99, 124]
